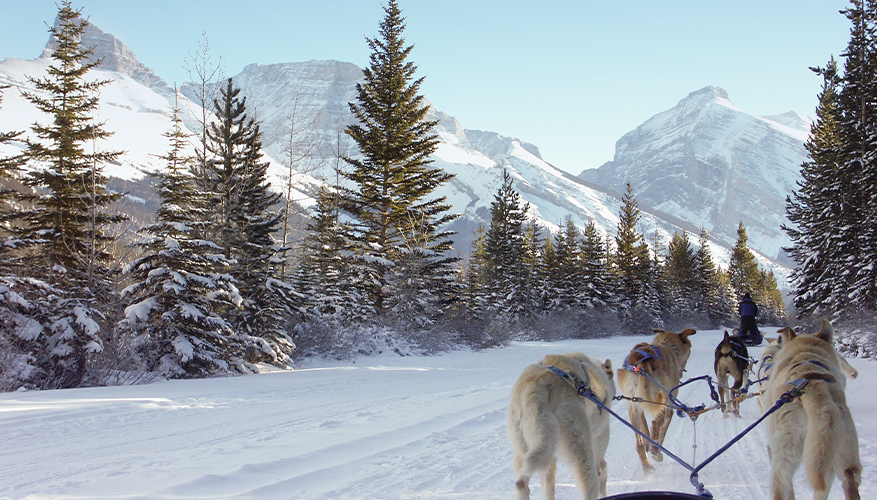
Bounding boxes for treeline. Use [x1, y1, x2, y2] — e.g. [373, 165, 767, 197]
[0, 1, 786, 391]
[785, 0, 877, 332]
[456, 173, 786, 344]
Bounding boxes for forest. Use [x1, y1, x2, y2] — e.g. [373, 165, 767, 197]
[1, 0, 876, 391]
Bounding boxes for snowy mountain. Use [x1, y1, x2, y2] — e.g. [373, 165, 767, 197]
[578, 86, 811, 264]
[0, 19, 800, 283]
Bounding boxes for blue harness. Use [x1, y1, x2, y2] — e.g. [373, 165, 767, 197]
[623, 344, 662, 373]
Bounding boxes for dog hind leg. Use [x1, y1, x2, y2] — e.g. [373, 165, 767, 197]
[558, 421, 599, 500]
[539, 460, 557, 500]
[627, 404, 654, 473]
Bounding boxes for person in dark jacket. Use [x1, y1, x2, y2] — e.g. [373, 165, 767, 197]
[738, 292, 761, 346]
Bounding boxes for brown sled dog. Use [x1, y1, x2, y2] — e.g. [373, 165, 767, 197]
[616, 328, 696, 474]
[508, 352, 615, 500]
[714, 331, 750, 417]
[765, 319, 861, 500]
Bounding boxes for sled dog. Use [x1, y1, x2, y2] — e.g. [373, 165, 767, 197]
[764, 319, 861, 500]
[508, 352, 615, 500]
[759, 326, 859, 414]
[714, 330, 749, 417]
[616, 328, 696, 474]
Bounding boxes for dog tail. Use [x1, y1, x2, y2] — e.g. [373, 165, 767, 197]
[843, 466, 861, 500]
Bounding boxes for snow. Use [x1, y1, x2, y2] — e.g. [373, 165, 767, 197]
[1, 328, 873, 500]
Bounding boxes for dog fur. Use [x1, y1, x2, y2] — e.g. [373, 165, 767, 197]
[616, 328, 696, 474]
[764, 319, 862, 500]
[759, 326, 859, 414]
[714, 330, 750, 417]
[508, 352, 616, 500]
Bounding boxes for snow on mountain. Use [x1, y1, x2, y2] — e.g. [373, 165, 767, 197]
[0, 19, 797, 284]
[579, 86, 811, 265]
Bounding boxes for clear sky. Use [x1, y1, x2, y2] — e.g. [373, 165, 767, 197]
[0, 1, 853, 174]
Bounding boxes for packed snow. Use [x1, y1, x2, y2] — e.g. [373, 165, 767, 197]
[1, 328, 873, 499]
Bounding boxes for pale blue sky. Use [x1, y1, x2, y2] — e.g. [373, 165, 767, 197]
[0, 1, 853, 173]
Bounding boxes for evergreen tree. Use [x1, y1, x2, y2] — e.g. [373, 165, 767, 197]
[692, 228, 734, 326]
[299, 186, 365, 323]
[785, 59, 845, 318]
[119, 99, 243, 378]
[484, 170, 530, 321]
[729, 221, 787, 324]
[14, 2, 126, 388]
[579, 220, 613, 310]
[728, 222, 759, 298]
[662, 231, 696, 322]
[205, 78, 296, 364]
[461, 223, 489, 320]
[551, 216, 583, 309]
[341, 0, 458, 315]
[610, 183, 659, 331]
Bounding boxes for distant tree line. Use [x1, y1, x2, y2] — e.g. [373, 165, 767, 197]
[0, 0, 787, 391]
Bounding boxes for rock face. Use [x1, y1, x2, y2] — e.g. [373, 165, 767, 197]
[579, 86, 810, 262]
[16, 17, 804, 274]
[44, 15, 172, 96]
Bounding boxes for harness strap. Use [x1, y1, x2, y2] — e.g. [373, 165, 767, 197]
[623, 344, 662, 372]
[757, 355, 774, 382]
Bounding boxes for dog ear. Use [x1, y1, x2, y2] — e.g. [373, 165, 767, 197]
[680, 328, 697, 338]
[723, 330, 730, 342]
[603, 359, 613, 379]
[653, 329, 666, 334]
[777, 326, 796, 345]
[816, 318, 835, 343]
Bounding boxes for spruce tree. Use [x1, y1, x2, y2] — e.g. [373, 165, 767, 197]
[728, 221, 786, 324]
[120, 99, 242, 377]
[299, 186, 362, 322]
[484, 170, 530, 321]
[15, 1, 126, 388]
[579, 220, 613, 310]
[611, 183, 658, 331]
[205, 78, 295, 364]
[693, 228, 734, 326]
[785, 59, 845, 318]
[662, 231, 696, 322]
[341, 0, 458, 315]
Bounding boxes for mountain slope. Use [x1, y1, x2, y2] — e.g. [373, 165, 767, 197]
[0, 20, 796, 282]
[579, 86, 810, 262]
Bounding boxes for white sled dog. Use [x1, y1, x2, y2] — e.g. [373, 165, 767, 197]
[508, 352, 615, 500]
[759, 325, 859, 414]
[616, 328, 696, 474]
[764, 319, 862, 500]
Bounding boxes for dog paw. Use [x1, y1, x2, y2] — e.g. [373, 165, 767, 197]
[650, 447, 664, 462]
[642, 463, 655, 474]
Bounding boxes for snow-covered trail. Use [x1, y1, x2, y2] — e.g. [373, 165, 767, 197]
[0, 329, 874, 500]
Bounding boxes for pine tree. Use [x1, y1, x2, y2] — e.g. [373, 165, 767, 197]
[119, 98, 243, 378]
[341, 0, 458, 315]
[484, 170, 530, 321]
[842, 0, 877, 312]
[662, 231, 696, 322]
[461, 223, 489, 320]
[579, 220, 613, 310]
[610, 183, 658, 331]
[14, 1, 126, 388]
[205, 78, 296, 364]
[551, 216, 583, 309]
[692, 228, 734, 326]
[299, 186, 365, 323]
[729, 221, 787, 324]
[785, 58, 846, 319]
